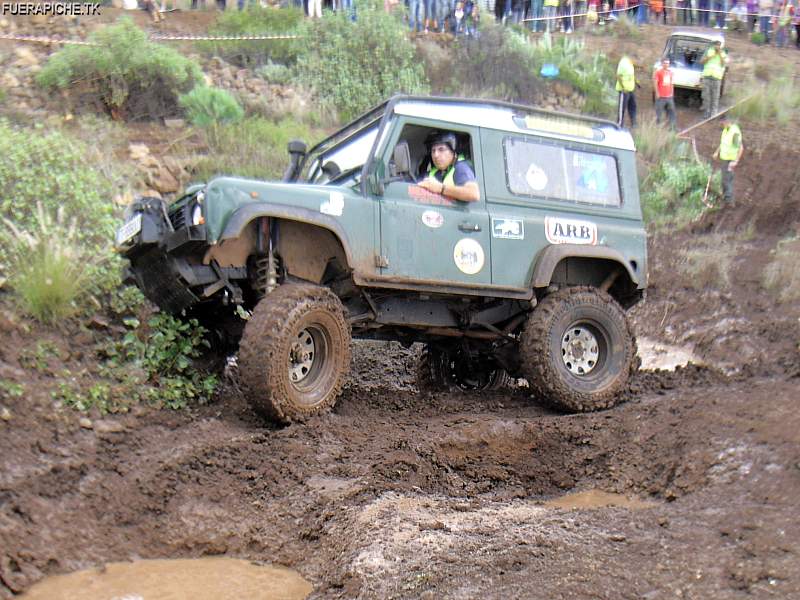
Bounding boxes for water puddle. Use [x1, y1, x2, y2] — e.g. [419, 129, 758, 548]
[544, 489, 657, 511]
[21, 557, 312, 600]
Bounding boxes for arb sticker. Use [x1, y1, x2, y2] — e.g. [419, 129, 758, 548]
[421, 210, 444, 229]
[453, 238, 485, 275]
[492, 218, 524, 240]
[545, 217, 597, 245]
[320, 192, 344, 217]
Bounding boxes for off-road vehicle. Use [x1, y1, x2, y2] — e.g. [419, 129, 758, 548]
[652, 31, 727, 103]
[117, 96, 648, 423]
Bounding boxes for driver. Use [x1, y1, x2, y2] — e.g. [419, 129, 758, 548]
[417, 131, 480, 202]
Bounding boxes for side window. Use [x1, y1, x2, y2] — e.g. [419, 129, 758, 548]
[392, 124, 475, 182]
[503, 136, 622, 208]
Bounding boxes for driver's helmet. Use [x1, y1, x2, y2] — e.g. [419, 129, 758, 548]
[425, 131, 458, 154]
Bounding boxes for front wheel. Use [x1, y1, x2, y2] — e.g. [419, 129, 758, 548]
[520, 287, 636, 412]
[238, 284, 351, 423]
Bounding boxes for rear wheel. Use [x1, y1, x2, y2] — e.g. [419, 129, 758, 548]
[238, 284, 351, 423]
[416, 345, 511, 392]
[520, 286, 636, 412]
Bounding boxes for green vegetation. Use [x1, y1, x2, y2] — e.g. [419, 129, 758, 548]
[763, 236, 800, 303]
[200, 6, 304, 67]
[298, 9, 428, 121]
[634, 119, 681, 164]
[2, 204, 97, 324]
[750, 31, 766, 45]
[256, 60, 293, 85]
[730, 76, 800, 125]
[194, 116, 321, 181]
[37, 18, 204, 120]
[179, 86, 244, 130]
[0, 380, 24, 398]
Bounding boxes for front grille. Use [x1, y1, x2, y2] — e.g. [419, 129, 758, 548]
[168, 205, 187, 230]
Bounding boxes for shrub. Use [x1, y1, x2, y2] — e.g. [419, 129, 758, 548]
[0, 120, 117, 258]
[634, 119, 681, 164]
[200, 6, 305, 68]
[256, 60, 293, 85]
[179, 86, 244, 129]
[750, 31, 766, 45]
[192, 116, 320, 181]
[37, 18, 204, 120]
[2, 204, 96, 323]
[641, 150, 720, 226]
[730, 76, 800, 125]
[298, 9, 428, 121]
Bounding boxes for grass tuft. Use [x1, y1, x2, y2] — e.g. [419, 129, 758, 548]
[730, 76, 800, 125]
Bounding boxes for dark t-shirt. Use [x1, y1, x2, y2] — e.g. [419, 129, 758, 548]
[430, 159, 476, 186]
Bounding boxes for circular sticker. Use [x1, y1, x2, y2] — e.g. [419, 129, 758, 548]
[525, 163, 548, 191]
[453, 238, 485, 275]
[421, 210, 444, 229]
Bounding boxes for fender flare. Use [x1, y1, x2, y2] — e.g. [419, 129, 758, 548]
[530, 244, 643, 289]
[220, 203, 357, 271]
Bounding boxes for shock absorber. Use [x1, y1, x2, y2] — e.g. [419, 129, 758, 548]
[254, 217, 280, 297]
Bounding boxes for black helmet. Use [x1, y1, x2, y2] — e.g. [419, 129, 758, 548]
[425, 131, 458, 154]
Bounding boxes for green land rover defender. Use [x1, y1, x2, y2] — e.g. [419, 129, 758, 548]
[117, 96, 648, 423]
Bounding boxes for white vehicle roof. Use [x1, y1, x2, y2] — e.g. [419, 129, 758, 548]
[391, 97, 636, 152]
[668, 30, 725, 44]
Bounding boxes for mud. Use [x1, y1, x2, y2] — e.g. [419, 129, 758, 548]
[1, 15, 800, 600]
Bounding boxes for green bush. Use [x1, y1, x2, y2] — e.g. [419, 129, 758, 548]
[0, 120, 117, 255]
[298, 9, 428, 121]
[193, 116, 320, 181]
[256, 60, 293, 85]
[750, 31, 766, 45]
[634, 119, 682, 164]
[2, 204, 96, 323]
[179, 86, 244, 129]
[641, 153, 720, 226]
[200, 6, 305, 67]
[37, 18, 204, 120]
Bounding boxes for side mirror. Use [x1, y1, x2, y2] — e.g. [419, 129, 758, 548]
[390, 141, 411, 178]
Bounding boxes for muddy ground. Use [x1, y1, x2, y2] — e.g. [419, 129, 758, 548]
[2, 13, 800, 600]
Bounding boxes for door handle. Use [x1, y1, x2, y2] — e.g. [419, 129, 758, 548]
[459, 222, 482, 233]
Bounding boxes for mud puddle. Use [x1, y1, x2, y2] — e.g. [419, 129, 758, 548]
[21, 557, 312, 600]
[544, 489, 658, 510]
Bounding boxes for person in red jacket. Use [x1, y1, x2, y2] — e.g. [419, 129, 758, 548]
[653, 57, 677, 130]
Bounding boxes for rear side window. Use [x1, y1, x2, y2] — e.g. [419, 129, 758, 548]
[503, 137, 622, 208]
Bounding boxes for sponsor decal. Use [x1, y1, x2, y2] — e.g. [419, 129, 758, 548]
[421, 210, 444, 229]
[545, 216, 598, 245]
[525, 163, 548, 191]
[492, 218, 524, 240]
[320, 192, 344, 216]
[453, 238, 485, 275]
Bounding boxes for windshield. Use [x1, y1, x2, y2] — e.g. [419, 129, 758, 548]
[302, 100, 388, 185]
[666, 37, 713, 70]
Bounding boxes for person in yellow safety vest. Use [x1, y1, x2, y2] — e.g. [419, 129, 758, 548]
[417, 131, 480, 203]
[712, 115, 744, 204]
[543, 0, 560, 32]
[616, 55, 638, 129]
[699, 39, 728, 118]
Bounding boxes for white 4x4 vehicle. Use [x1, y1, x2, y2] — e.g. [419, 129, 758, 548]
[653, 31, 727, 102]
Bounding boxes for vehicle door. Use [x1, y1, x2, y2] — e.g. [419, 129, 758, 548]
[373, 118, 492, 286]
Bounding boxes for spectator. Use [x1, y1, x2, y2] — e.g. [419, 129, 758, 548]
[543, 0, 559, 31]
[700, 39, 728, 118]
[698, 0, 711, 25]
[776, 0, 792, 46]
[713, 0, 727, 27]
[759, 0, 774, 43]
[409, 0, 424, 31]
[730, 0, 748, 30]
[530, 0, 545, 30]
[653, 58, 677, 130]
[651, 0, 666, 23]
[453, 0, 466, 32]
[308, 0, 321, 16]
[466, 1, 480, 35]
[712, 115, 744, 205]
[616, 55, 637, 128]
[562, 0, 574, 31]
[512, 0, 526, 23]
[794, 1, 800, 48]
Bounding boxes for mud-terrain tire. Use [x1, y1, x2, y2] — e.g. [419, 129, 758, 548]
[238, 283, 351, 424]
[520, 286, 636, 413]
[416, 345, 512, 392]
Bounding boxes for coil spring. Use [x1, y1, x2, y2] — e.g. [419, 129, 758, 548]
[254, 254, 280, 297]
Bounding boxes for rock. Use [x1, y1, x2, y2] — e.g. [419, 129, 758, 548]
[93, 419, 125, 434]
[87, 315, 111, 330]
[608, 533, 627, 542]
[164, 118, 185, 129]
[0, 18, 10, 28]
[146, 166, 180, 194]
[79, 417, 93, 430]
[0, 407, 11, 421]
[113, 190, 135, 208]
[13, 46, 40, 68]
[128, 143, 151, 161]
[1, 73, 20, 89]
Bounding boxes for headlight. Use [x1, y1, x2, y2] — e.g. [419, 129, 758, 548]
[191, 203, 204, 226]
